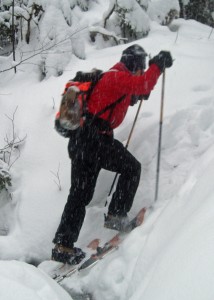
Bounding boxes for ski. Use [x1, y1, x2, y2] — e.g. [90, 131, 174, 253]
[54, 264, 78, 282]
[39, 207, 146, 283]
[78, 207, 146, 272]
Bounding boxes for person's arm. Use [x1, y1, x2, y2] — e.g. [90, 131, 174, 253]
[127, 51, 173, 96]
[128, 64, 161, 95]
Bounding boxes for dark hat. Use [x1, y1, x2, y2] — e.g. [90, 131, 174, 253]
[120, 44, 148, 73]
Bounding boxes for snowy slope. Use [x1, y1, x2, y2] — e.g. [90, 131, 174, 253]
[0, 18, 214, 300]
[0, 260, 72, 300]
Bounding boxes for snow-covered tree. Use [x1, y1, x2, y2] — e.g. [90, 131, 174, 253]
[92, 0, 179, 46]
[112, 0, 150, 40]
[0, 0, 90, 76]
[147, 0, 180, 25]
[181, 0, 214, 26]
[0, 0, 180, 77]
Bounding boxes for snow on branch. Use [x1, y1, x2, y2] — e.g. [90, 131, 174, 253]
[89, 26, 127, 44]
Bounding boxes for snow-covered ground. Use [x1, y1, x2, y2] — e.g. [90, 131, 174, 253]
[0, 18, 214, 300]
[0, 260, 71, 300]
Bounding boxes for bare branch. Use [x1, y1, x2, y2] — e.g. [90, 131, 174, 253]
[50, 163, 62, 191]
[1, 106, 26, 169]
[5, 106, 18, 166]
[8, 147, 20, 171]
[1, 135, 27, 151]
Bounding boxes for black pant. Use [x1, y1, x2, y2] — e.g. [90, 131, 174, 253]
[53, 125, 141, 248]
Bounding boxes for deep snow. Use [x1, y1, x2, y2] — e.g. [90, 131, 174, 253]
[0, 18, 214, 300]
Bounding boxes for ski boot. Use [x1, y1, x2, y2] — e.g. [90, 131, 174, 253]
[52, 244, 85, 265]
[104, 214, 130, 232]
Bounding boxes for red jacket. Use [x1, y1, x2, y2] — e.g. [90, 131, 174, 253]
[87, 62, 161, 129]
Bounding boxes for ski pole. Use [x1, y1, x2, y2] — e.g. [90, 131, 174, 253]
[154, 70, 166, 202]
[106, 97, 144, 202]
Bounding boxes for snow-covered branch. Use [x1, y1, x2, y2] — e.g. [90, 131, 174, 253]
[89, 26, 127, 44]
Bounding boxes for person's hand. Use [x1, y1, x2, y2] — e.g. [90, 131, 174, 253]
[149, 51, 173, 72]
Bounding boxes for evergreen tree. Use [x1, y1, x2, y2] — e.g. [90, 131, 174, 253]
[181, 0, 214, 26]
[115, 0, 150, 40]
[0, 0, 180, 77]
[103, 0, 150, 42]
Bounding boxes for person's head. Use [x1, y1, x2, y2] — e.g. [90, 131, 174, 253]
[120, 44, 148, 75]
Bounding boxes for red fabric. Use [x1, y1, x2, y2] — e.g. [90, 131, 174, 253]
[87, 62, 161, 129]
[63, 81, 91, 94]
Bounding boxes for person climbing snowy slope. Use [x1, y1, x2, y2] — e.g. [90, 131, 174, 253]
[52, 44, 173, 264]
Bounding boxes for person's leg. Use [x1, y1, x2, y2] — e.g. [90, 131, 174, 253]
[100, 137, 141, 216]
[53, 155, 101, 248]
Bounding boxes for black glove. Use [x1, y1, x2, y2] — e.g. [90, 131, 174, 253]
[143, 93, 150, 100]
[149, 51, 173, 72]
[130, 93, 150, 106]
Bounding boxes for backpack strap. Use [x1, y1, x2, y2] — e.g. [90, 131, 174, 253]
[85, 94, 126, 132]
[95, 94, 126, 119]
